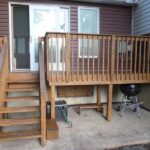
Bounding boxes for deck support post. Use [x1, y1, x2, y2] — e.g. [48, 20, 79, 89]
[41, 93, 46, 146]
[106, 84, 113, 121]
[97, 85, 102, 112]
[50, 85, 55, 119]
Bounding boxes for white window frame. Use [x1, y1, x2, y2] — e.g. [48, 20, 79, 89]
[9, 1, 70, 71]
[29, 5, 70, 71]
[118, 41, 132, 53]
[78, 6, 100, 34]
[78, 7, 100, 58]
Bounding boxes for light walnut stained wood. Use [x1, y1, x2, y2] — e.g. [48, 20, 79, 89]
[45, 33, 150, 123]
[0, 106, 39, 113]
[46, 119, 58, 140]
[3, 96, 39, 102]
[0, 130, 41, 141]
[107, 84, 113, 121]
[1, 33, 150, 144]
[97, 86, 101, 111]
[38, 37, 47, 145]
[5, 87, 39, 92]
[0, 37, 46, 145]
[57, 86, 93, 97]
[45, 33, 150, 85]
[0, 37, 8, 120]
[0, 118, 40, 126]
[50, 85, 55, 119]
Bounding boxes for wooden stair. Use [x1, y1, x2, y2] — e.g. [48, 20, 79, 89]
[0, 130, 42, 141]
[5, 87, 39, 92]
[0, 79, 42, 143]
[0, 39, 46, 145]
[0, 106, 39, 113]
[3, 96, 39, 102]
[6, 80, 39, 84]
[0, 118, 40, 126]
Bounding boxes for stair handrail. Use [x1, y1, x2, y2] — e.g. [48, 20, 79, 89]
[39, 38, 46, 93]
[0, 37, 8, 72]
[38, 37, 46, 146]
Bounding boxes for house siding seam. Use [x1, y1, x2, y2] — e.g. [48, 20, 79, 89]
[0, 0, 132, 36]
[132, 0, 150, 35]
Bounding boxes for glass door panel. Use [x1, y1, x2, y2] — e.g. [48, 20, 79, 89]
[29, 5, 69, 71]
[13, 5, 30, 69]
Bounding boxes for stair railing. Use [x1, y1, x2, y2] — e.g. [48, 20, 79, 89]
[38, 37, 47, 145]
[0, 37, 8, 119]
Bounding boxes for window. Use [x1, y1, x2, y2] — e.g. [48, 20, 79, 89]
[78, 7, 99, 57]
[118, 41, 132, 53]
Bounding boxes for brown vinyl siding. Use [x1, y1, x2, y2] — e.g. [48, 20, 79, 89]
[70, 5, 78, 33]
[0, 0, 8, 35]
[0, 0, 132, 75]
[100, 6, 132, 35]
[0, 0, 132, 36]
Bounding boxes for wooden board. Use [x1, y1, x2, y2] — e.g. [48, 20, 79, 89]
[57, 86, 94, 97]
[46, 119, 58, 140]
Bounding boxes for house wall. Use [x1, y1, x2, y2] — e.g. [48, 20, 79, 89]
[132, 0, 150, 110]
[0, 0, 132, 36]
[132, 0, 150, 35]
[0, 0, 131, 105]
[56, 85, 123, 105]
[138, 85, 150, 110]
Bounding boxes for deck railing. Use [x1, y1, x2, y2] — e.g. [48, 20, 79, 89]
[113, 35, 150, 83]
[0, 37, 8, 119]
[45, 33, 150, 85]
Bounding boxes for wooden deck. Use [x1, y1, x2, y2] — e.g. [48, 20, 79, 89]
[41, 32, 150, 121]
[0, 33, 150, 144]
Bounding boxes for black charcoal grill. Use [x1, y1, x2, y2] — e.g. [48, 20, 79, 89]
[120, 84, 141, 96]
[118, 84, 143, 117]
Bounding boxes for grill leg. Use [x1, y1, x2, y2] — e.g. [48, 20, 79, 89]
[135, 96, 141, 118]
[119, 95, 141, 118]
[120, 95, 127, 117]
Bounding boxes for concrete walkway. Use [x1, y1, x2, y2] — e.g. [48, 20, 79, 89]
[0, 106, 150, 150]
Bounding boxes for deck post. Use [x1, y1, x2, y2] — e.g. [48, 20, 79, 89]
[41, 93, 46, 146]
[97, 85, 101, 112]
[50, 85, 55, 119]
[106, 84, 113, 121]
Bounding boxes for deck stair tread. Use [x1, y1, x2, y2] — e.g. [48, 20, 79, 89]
[5, 87, 39, 92]
[0, 130, 41, 141]
[0, 106, 39, 113]
[0, 118, 40, 126]
[7, 80, 39, 83]
[3, 96, 39, 102]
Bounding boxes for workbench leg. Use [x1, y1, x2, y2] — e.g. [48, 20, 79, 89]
[106, 84, 113, 121]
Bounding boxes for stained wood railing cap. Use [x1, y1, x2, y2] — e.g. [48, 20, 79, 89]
[45, 32, 114, 37]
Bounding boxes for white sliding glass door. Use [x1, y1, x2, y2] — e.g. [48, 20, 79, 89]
[29, 5, 69, 71]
